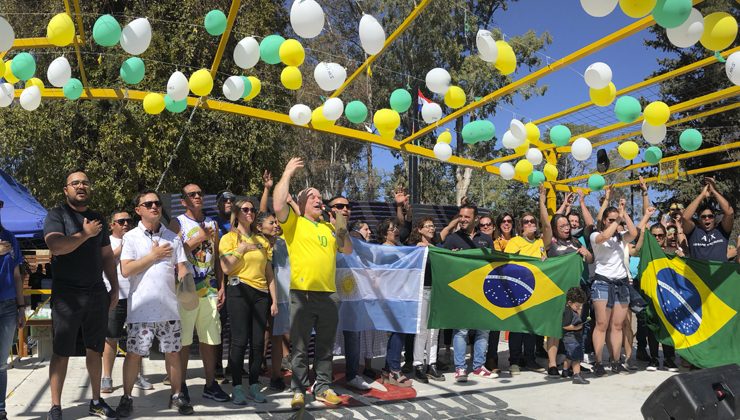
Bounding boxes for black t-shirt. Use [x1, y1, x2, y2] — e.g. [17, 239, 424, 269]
[442, 230, 494, 250]
[43, 203, 110, 292]
[562, 305, 583, 343]
[687, 225, 729, 262]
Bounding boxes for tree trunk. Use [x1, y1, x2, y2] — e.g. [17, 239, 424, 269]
[454, 117, 472, 206]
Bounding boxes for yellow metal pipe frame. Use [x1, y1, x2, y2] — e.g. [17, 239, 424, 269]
[7, 36, 84, 50]
[330, 0, 433, 98]
[606, 161, 740, 191]
[63, 0, 91, 94]
[209, 0, 241, 78]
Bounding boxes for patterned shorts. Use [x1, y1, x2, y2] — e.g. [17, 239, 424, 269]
[126, 320, 182, 356]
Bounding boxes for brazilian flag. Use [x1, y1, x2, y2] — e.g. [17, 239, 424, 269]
[638, 233, 740, 368]
[427, 247, 583, 337]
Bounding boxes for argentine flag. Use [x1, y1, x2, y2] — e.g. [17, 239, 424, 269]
[336, 238, 426, 334]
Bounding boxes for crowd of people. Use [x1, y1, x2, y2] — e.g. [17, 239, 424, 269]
[0, 159, 736, 419]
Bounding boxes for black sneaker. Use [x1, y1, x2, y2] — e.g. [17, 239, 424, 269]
[646, 358, 659, 371]
[270, 377, 286, 391]
[180, 383, 190, 403]
[636, 347, 650, 362]
[663, 358, 679, 372]
[203, 381, 230, 402]
[593, 363, 607, 377]
[560, 368, 572, 378]
[0, 410, 7, 420]
[47, 405, 63, 420]
[169, 394, 194, 415]
[116, 396, 133, 418]
[572, 373, 590, 385]
[401, 361, 413, 374]
[547, 366, 560, 377]
[89, 398, 117, 418]
[414, 365, 429, 384]
[524, 360, 545, 373]
[426, 363, 445, 381]
[611, 362, 629, 374]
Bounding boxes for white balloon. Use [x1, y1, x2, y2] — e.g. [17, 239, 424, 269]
[433, 142, 453, 161]
[0, 17, 15, 53]
[322, 97, 344, 121]
[666, 8, 703, 48]
[502, 130, 525, 149]
[233, 37, 260, 69]
[47, 56, 72, 88]
[727, 52, 740, 86]
[476, 29, 498, 63]
[641, 121, 667, 145]
[425, 68, 451, 95]
[580, 0, 617, 17]
[313, 62, 346, 91]
[120, 18, 151, 55]
[222, 76, 245, 101]
[359, 14, 386, 56]
[421, 101, 443, 124]
[0, 83, 14, 107]
[584, 62, 612, 89]
[167, 71, 189, 101]
[571, 137, 593, 161]
[526, 148, 543, 165]
[509, 119, 526, 141]
[290, 0, 325, 39]
[20, 85, 41, 111]
[289, 104, 312, 125]
[499, 163, 515, 180]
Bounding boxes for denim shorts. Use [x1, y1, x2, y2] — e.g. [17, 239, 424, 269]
[563, 337, 583, 362]
[590, 280, 629, 305]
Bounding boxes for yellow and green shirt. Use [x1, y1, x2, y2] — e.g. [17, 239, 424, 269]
[504, 236, 545, 258]
[219, 231, 272, 292]
[281, 207, 338, 292]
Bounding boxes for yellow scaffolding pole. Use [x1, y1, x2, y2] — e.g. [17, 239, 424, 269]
[209, 0, 241, 78]
[6, 36, 84, 50]
[330, 0, 433, 98]
[63, 0, 91, 94]
[605, 161, 740, 191]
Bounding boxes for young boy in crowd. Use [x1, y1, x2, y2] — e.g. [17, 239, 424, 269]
[561, 287, 589, 385]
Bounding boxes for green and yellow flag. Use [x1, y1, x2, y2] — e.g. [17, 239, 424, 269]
[638, 233, 740, 368]
[428, 247, 583, 337]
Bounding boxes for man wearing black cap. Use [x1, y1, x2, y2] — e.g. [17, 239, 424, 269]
[215, 191, 236, 236]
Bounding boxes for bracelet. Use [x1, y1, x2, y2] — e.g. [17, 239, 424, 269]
[232, 251, 244, 259]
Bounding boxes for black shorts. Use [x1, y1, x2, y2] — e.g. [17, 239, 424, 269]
[107, 298, 127, 339]
[51, 288, 109, 357]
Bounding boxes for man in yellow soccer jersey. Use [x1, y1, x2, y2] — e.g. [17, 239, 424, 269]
[273, 158, 353, 410]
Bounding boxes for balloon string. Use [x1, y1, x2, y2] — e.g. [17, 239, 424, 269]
[155, 97, 199, 191]
[714, 51, 726, 63]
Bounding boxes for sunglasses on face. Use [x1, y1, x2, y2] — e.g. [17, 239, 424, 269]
[607, 218, 617, 223]
[139, 200, 161, 209]
[66, 180, 91, 188]
[700, 214, 715, 220]
[331, 203, 352, 210]
[522, 219, 536, 225]
[502, 219, 513, 224]
[654, 234, 666, 239]
[423, 224, 435, 229]
[241, 207, 257, 214]
[185, 191, 203, 199]
[114, 218, 134, 226]
[479, 222, 493, 228]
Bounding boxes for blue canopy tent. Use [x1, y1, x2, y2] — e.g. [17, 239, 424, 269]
[0, 169, 47, 238]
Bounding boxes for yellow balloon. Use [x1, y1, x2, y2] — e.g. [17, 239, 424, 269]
[494, 41, 516, 75]
[514, 159, 534, 178]
[143, 93, 165, 115]
[25, 78, 44, 90]
[4, 60, 19, 84]
[589, 82, 616, 107]
[189, 69, 214, 96]
[700, 12, 738, 52]
[279, 39, 305, 67]
[618, 140, 640, 160]
[311, 106, 335, 129]
[618, 0, 656, 18]
[525, 122, 540, 142]
[437, 130, 452, 144]
[47, 13, 75, 47]
[244, 76, 261, 100]
[444, 86, 466, 109]
[644, 101, 670, 125]
[543, 163, 558, 181]
[280, 66, 302, 90]
[0, 61, 4, 78]
[515, 139, 530, 156]
[373, 108, 401, 139]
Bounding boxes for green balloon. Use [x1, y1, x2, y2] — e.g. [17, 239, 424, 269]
[164, 95, 187, 113]
[389, 89, 412, 113]
[644, 146, 663, 164]
[652, 0, 692, 29]
[462, 120, 495, 144]
[588, 174, 606, 191]
[240, 75, 252, 98]
[204, 10, 227, 36]
[92, 14, 121, 47]
[11, 52, 35, 81]
[679, 128, 702, 151]
[614, 96, 642, 123]
[345, 100, 368, 123]
[120, 57, 145, 84]
[259, 35, 285, 65]
[63, 78, 83, 100]
[549, 125, 571, 147]
[528, 170, 545, 187]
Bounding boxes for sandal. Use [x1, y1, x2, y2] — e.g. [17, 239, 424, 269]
[384, 369, 413, 388]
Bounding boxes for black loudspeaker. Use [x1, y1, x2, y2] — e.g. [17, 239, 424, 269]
[597, 149, 610, 172]
[641, 364, 740, 420]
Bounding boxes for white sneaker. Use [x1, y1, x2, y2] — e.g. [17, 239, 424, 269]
[346, 376, 372, 391]
[134, 374, 154, 390]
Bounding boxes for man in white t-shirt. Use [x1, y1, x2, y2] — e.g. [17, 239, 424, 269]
[116, 191, 193, 417]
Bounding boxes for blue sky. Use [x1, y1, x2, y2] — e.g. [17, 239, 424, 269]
[371, 0, 670, 175]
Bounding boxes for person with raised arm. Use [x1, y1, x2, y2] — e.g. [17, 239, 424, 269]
[682, 177, 735, 262]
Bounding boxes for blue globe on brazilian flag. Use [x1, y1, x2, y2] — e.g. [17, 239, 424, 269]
[639, 233, 740, 368]
[427, 247, 583, 338]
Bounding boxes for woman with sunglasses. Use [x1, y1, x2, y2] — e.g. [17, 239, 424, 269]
[493, 213, 516, 252]
[503, 185, 552, 374]
[478, 215, 495, 239]
[590, 198, 638, 377]
[219, 199, 277, 404]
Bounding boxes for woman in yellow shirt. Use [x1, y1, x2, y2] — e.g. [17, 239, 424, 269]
[493, 212, 516, 252]
[219, 199, 277, 404]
